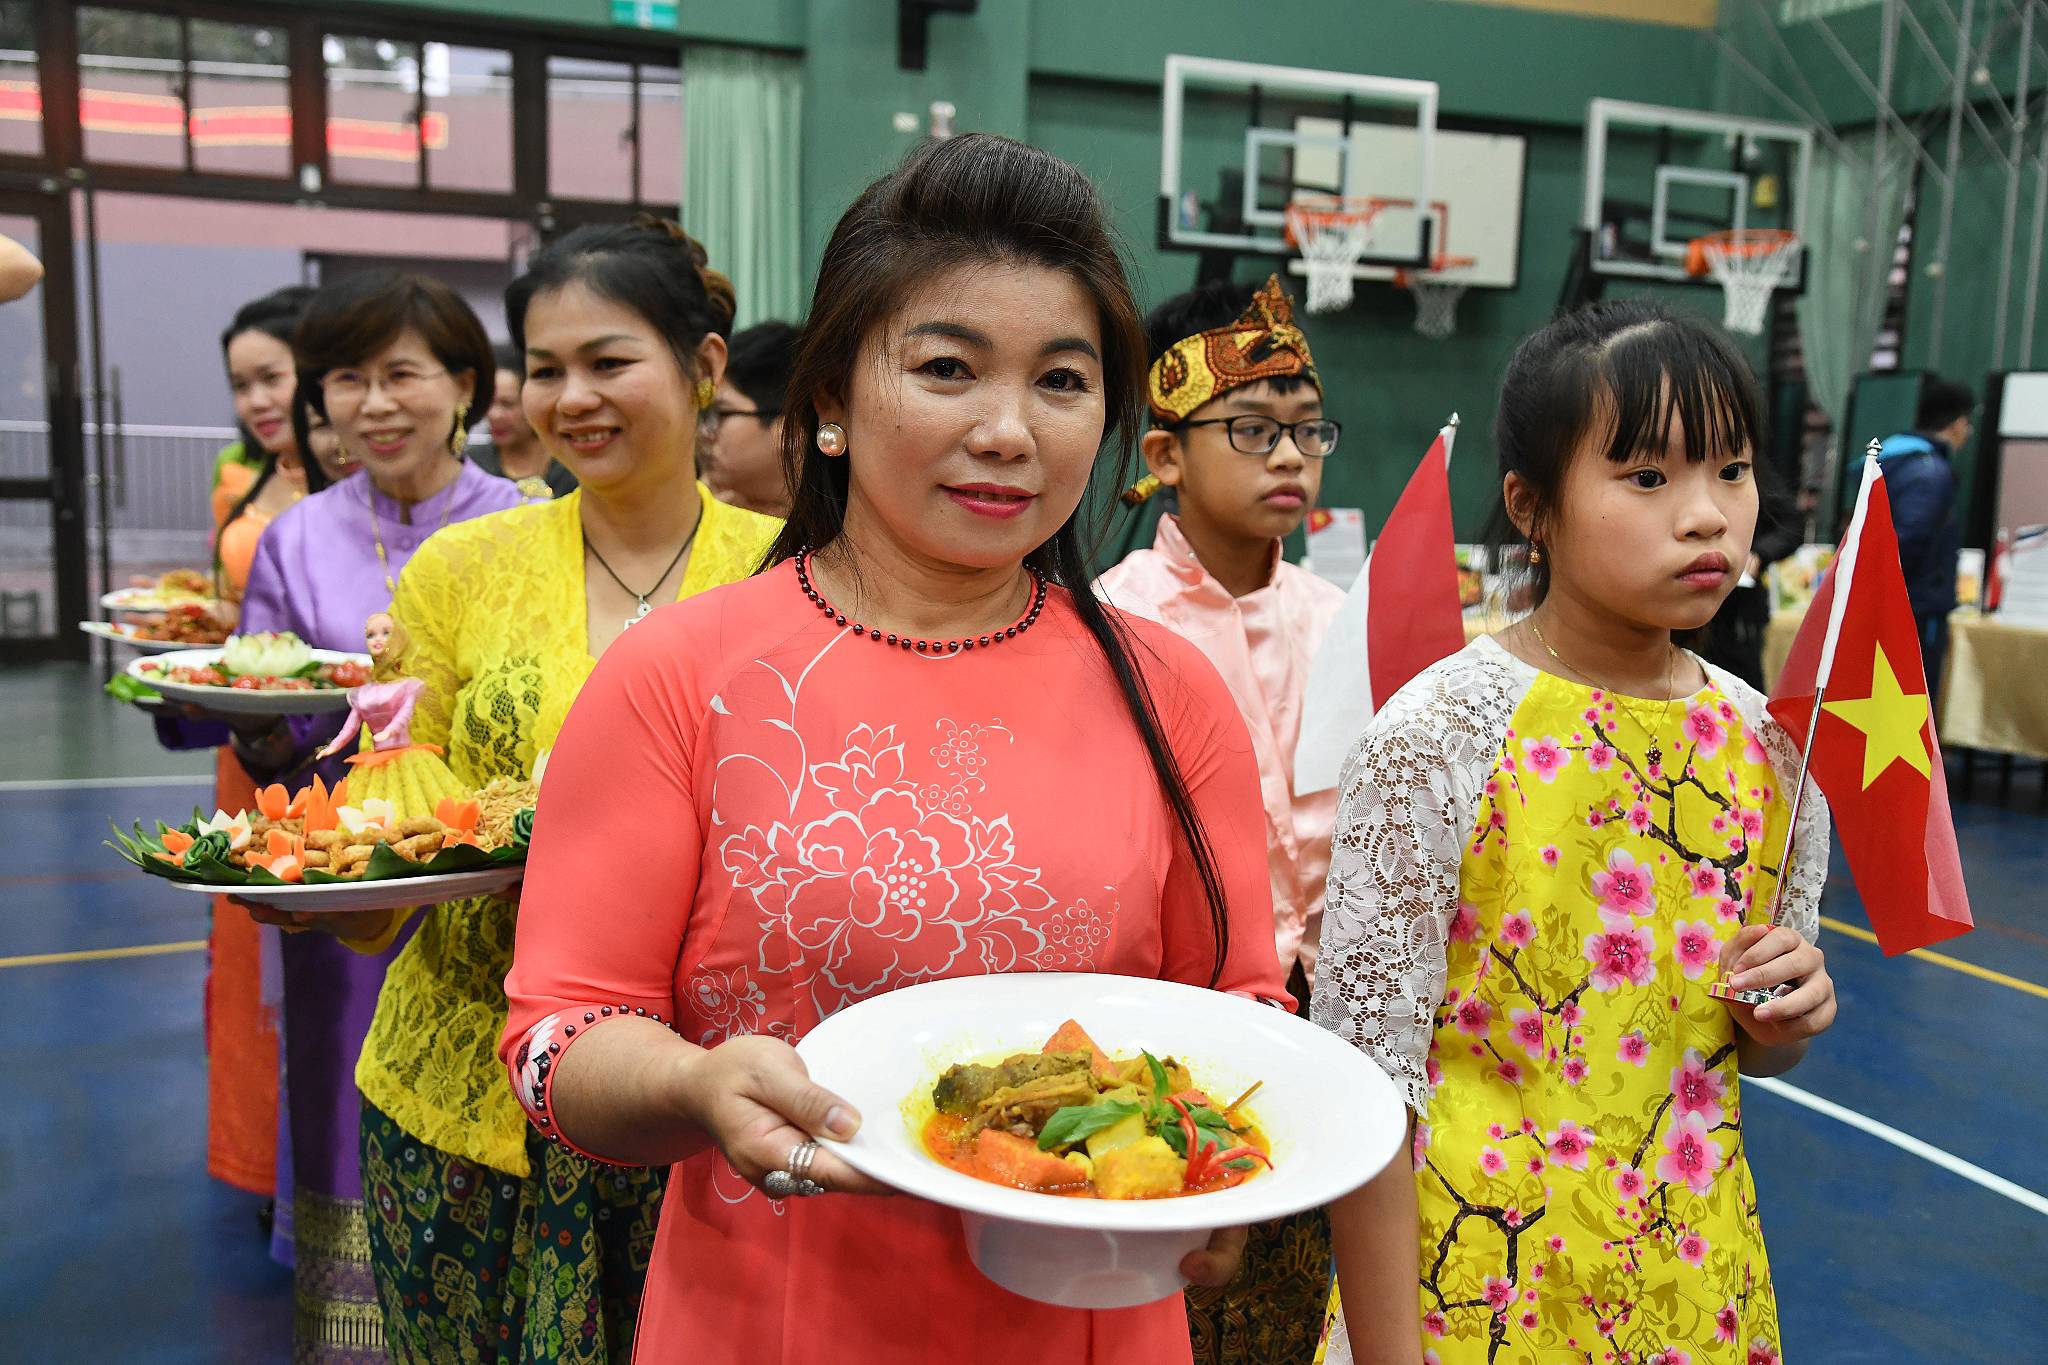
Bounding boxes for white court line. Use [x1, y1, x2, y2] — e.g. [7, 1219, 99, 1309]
[0, 774, 210, 792]
[1748, 1074, 2048, 1217]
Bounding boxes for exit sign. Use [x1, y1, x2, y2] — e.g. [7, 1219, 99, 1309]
[611, 0, 677, 28]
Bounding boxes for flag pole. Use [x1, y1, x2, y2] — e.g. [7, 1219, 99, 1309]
[1709, 440, 1880, 1002]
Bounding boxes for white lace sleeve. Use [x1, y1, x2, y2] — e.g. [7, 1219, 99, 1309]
[1703, 661, 1832, 945]
[1308, 645, 1522, 1114]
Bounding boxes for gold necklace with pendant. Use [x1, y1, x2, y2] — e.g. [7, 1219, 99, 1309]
[1528, 618, 1681, 768]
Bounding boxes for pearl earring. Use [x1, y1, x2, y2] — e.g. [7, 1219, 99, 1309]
[816, 422, 847, 456]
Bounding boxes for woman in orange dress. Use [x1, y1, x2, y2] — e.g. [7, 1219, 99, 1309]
[204, 286, 318, 1199]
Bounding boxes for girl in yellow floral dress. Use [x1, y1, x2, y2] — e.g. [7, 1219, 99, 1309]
[1313, 301, 1838, 1365]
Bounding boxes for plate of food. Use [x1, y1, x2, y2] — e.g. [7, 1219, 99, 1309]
[169, 863, 524, 912]
[81, 621, 190, 653]
[111, 774, 534, 914]
[795, 973, 1405, 1309]
[80, 598, 235, 652]
[126, 633, 371, 714]
[101, 569, 215, 617]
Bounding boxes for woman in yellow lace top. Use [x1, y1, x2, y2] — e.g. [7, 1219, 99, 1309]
[315, 220, 778, 1364]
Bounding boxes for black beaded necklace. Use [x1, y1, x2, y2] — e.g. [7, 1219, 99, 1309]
[794, 547, 1047, 654]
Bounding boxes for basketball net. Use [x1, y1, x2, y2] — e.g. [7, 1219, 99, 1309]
[1285, 198, 1382, 314]
[1691, 229, 1802, 336]
[1396, 256, 1476, 340]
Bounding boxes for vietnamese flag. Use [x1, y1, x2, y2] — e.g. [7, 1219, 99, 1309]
[1767, 455, 1973, 954]
[1293, 418, 1468, 794]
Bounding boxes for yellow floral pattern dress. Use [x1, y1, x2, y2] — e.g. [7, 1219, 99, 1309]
[1312, 637, 1828, 1365]
[351, 485, 780, 1364]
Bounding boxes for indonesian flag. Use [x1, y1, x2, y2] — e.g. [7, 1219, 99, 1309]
[1767, 456, 1973, 954]
[1294, 419, 1467, 794]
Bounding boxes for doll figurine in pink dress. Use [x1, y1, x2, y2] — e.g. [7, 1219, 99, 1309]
[316, 612, 465, 818]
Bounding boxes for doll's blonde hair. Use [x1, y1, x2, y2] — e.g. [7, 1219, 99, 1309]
[368, 611, 416, 683]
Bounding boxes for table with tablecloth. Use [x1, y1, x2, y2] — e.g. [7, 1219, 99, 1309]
[1764, 607, 2048, 762]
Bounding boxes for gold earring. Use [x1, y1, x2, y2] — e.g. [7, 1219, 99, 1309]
[450, 402, 470, 457]
[1529, 543, 1543, 566]
[695, 378, 716, 411]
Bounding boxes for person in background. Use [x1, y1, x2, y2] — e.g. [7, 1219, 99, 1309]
[474, 340, 577, 498]
[1096, 275, 1345, 1365]
[289, 387, 359, 486]
[159, 270, 525, 1364]
[0, 230, 42, 301]
[1879, 376, 1973, 700]
[270, 218, 779, 1365]
[698, 318, 797, 517]
[1699, 457, 1801, 691]
[212, 286, 318, 535]
[173, 285, 317, 1229]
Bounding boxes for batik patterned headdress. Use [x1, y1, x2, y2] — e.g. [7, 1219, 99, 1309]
[1124, 275, 1323, 503]
[1145, 274, 1322, 425]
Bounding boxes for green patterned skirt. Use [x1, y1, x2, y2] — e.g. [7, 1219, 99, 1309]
[1186, 1207, 1334, 1365]
[359, 1098, 665, 1364]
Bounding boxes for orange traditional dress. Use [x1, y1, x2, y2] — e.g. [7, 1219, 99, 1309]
[203, 476, 298, 1194]
[501, 563, 1291, 1364]
[1312, 637, 1829, 1365]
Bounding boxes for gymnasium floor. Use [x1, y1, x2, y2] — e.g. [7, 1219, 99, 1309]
[2, 661, 2043, 1362]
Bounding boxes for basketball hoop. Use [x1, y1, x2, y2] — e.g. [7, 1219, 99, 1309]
[1285, 196, 1385, 314]
[1687, 229, 1801, 335]
[1394, 255, 1476, 340]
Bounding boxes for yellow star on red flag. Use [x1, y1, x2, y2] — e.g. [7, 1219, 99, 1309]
[1821, 643, 1933, 789]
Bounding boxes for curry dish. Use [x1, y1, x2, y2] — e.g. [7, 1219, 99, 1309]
[920, 1019, 1271, 1200]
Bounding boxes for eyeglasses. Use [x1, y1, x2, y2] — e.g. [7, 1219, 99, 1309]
[320, 365, 450, 404]
[1176, 415, 1342, 458]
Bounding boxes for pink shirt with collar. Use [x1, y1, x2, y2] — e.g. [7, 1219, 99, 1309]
[1097, 513, 1346, 984]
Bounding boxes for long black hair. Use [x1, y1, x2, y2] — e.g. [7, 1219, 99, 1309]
[1494, 299, 1764, 605]
[217, 285, 316, 545]
[766, 132, 1234, 986]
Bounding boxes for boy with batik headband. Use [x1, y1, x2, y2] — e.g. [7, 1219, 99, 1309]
[1097, 275, 1345, 1365]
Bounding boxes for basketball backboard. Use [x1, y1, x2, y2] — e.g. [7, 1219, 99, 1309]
[1581, 98, 1813, 291]
[1159, 55, 1440, 273]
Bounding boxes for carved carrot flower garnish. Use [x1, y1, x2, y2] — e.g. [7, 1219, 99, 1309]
[299, 776, 344, 834]
[255, 785, 291, 822]
[435, 797, 482, 848]
[155, 828, 196, 866]
[246, 828, 305, 883]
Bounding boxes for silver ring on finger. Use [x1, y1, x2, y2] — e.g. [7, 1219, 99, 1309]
[787, 1138, 820, 1184]
[763, 1169, 800, 1199]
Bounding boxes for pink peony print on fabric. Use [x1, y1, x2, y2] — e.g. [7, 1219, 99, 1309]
[1655, 1110, 1724, 1196]
[1591, 847, 1656, 916]
[1673, 919, 1721, 979]
[1521, 734, 1573, 783]
[1670, 1048, 1728, 1127]
[1546, 1119, 1596, 1170]
[1684, 703, 1725, 757]
[1584, 917, 1658, 991]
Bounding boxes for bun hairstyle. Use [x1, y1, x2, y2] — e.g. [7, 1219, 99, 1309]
[504, 215, 736, 381]
[1494, 299, 1763, 606]
[765, 132, 1235, 987]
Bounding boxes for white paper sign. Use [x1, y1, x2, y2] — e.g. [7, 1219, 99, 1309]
[1305, 507, 1366, 587]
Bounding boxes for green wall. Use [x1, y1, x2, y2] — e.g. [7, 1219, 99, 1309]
[779, 0, 1727, 537]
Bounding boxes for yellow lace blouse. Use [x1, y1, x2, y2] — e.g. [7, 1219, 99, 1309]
[355, 486, 781, 1174]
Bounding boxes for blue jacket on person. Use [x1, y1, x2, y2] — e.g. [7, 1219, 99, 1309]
[1877, 431, 1960, 619]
